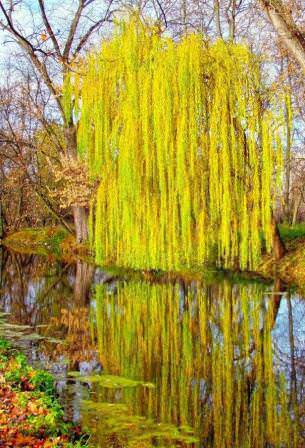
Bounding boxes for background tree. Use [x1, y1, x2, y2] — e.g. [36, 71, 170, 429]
[0, 77, 73, 231]
[0, 0, 119, 241]
[256, 0, 305, 223]
[258, 0, 305, 72]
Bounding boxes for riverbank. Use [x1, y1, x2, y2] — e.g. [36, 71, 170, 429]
[0, 337, 89, 447]
[258, 235, 305, 293]
[1, 227, 90, 262]
[2, 224, 305, 292]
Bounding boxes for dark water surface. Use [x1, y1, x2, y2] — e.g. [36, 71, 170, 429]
[0, 248, 305, 447]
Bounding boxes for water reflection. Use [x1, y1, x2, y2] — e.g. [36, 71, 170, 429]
[0, 250, 98, 366]
[92, 279, 300, 447]
[0, 249, 305, 447]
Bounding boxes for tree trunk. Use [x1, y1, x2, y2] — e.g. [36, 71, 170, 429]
[0, 201, 3, 240]
[214, 0, 223, 39]
[258, 0, 305, 72]
[72, 205, 88, 243]
[284, 93, 292, 222]
[64, 123, 88, 243]
[292, 192, 302, 226]
[0, 166, 4, 239]
[271, 217, 286, 260]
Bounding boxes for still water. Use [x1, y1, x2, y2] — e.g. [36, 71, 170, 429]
[0, 249, 305, 447]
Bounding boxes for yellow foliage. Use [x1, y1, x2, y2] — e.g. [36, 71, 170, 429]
[64, 17, 287, 270]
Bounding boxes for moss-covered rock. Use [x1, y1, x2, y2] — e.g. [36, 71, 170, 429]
[3, 227, 68, 256]
[2, 226, 91, 262]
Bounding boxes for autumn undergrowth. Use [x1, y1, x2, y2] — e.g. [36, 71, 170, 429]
[0, 337, 90, 447]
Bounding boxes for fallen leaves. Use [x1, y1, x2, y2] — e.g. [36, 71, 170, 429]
[0, 340, 88, 447]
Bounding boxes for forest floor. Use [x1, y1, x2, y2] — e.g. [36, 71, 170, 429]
[2, 224, 305, 293]
[0, 337, 89, 448]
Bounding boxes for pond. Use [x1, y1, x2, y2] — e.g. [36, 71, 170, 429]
[0, 248, 304, 447]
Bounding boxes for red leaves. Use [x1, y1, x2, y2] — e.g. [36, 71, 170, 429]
[19, 375, 35, 391]
[0, 346, 87, 447]
[0, 432, 45, 447]
[0, 384, 64, 447]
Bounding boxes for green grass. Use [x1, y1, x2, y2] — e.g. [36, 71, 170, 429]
[3, 226, 68, 256]
[278, 223, 305, 242]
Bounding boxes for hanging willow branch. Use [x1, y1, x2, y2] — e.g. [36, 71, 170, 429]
[64, 17, 288, 271]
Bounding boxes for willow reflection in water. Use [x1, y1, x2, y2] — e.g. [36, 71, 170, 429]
[90, 279, 300, 448]
[0, 251, 303, 447]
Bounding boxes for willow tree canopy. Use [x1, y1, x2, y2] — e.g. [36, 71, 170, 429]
[64, 18, 286, 271]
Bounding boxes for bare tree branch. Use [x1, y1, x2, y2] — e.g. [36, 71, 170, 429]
[63, 0, 84, 61]
[73, 0, 114, 56]
[0, 1, 64, 116]
[0, 2, 48, 56]
[155, 0, 168, 27]
[38, 0, 62, 59]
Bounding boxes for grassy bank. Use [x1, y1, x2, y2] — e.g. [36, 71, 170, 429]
[2, 227, 68, 256]
[259, 234, 305, 293]
[255, 224, 305, 291]
[0, 338, 89, 447]
[2, 227, 90, 262]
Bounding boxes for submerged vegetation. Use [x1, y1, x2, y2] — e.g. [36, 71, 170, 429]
[3, 227, 68, 257]
[2, 226, 90, 262]
[278, 223, 305, 241]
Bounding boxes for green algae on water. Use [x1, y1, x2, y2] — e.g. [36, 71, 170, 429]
[68, 372, 155, 389]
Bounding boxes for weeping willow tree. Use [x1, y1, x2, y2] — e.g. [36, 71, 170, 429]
[64, 17, 288, 271]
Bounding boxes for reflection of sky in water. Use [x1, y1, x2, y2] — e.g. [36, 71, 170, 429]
[273, 293, 305, 371]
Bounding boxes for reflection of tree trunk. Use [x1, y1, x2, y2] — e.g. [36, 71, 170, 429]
[12, 253, 26, 318]
[247, 279, 284, 389]
[269, 278, 283, 325]
[179, 280, 188, 310]
[74, 261, 95, 305]
[287, 293, 297, 408]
